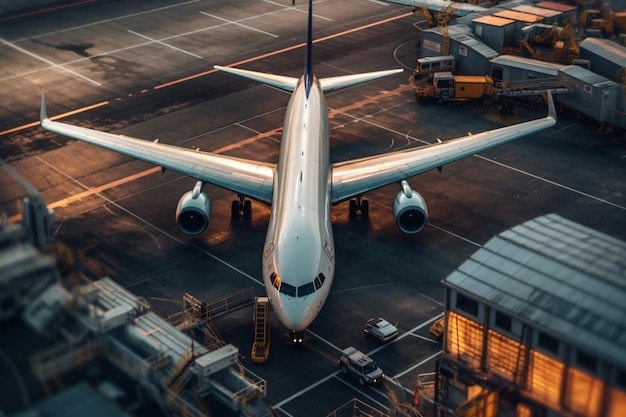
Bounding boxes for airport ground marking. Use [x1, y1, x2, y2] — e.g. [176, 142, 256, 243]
[0, 38, 101, 86]
[261, 0, 333, 21]
[127, 30, 203, 59]
[0, 0, 97, 23]
[393, 350, 442, 380]
[199, 12, 278, 38]
[274, 371, 340, 408]
[12, 0, 202, 42]
[475, 154, 626, 212]
[333, 375, 390, 411]
[33, 156, 264, 289]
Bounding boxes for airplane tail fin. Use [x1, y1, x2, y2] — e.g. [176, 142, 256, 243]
[214, 0, 403, 93]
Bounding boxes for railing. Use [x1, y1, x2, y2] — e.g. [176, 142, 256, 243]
[167, 287, 255, 329]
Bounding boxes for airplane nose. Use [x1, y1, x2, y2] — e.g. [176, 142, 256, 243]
[281, 299, 311, 331]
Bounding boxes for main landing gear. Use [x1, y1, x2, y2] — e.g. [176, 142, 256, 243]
[231, 194, 252, 218]
[348, 195, 369, 218]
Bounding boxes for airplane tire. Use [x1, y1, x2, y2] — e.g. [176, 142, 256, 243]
[231, 201, 239, 218]
[243, 200, 252, 218]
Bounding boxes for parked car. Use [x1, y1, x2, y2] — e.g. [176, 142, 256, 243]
[364, 317, 398, 342]
[337, 346, 384, 385]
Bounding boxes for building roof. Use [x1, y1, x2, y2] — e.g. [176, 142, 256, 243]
[561, 65, 620, 88]
[579, 38, 626, 67]
[535, 1, 577, 12]
[472, 15, 516, 27]
[494, 10, 544, 23]
[512, 5, 561, 18]
[443, 214, 626, 369]
[490, 54, 565, 75]
[424, 25, 499, 59]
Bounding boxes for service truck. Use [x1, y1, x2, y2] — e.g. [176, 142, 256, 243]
[415, 72, 494, 103]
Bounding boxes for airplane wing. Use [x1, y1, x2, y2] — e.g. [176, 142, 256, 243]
[40, 95, 275, 204]
[382, 0, 487, 16]
[330, 93, 556, 204]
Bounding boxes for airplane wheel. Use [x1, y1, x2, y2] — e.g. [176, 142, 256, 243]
[349, 200, 357, 217]
[243, 200, 252, 218]
[231, 201, 240, 217]
[361, 200, 369, 217]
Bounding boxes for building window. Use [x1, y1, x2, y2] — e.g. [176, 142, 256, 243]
[495, 311, 512, 332]
[456, 293, 479, 317]
[537, 331, 560, 355]
[576, 350, 598, 373]
[617, 369, 626, 389]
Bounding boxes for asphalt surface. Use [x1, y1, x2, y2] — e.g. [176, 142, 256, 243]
[1, 1, 626, 416]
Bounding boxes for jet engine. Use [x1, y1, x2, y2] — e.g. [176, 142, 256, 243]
[392, 180, 428, 234]
[175, 181, 211, 235]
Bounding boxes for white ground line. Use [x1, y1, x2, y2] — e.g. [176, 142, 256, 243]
[393, 350, 443, 379]
[127, 30, 203, 58]
[35, 156, 263, 288]
[262, 0, 333, 21]
[12, 0, 202, 43]
[1, 38, 101, 86]
[474, 153, 626, 212]
[199, 12, 278, 37]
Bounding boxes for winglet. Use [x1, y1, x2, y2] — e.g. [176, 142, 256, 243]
[546, 90, 557, 121]
[40, 93, 49, 124]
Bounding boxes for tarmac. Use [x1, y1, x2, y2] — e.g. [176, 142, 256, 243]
[1, 0, 625, 416]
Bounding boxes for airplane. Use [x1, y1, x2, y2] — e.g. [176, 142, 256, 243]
[40, 0, 556, 343]
[382, 0, 487, 17]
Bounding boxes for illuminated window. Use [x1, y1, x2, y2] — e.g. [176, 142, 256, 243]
[486, 330, 526, 384]
[527, 350, 564, 408]
[456, 292, 479, 317]
[564, 367, 603, 417]
[446, 311, 484, 368]
[607, 386, 626, 417]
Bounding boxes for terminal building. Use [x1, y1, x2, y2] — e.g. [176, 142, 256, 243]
[435, 214, 626, 417]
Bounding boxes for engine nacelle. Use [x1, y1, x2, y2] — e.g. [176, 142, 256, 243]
[392, 184, 428, 234]
[175, 190, 211, 235]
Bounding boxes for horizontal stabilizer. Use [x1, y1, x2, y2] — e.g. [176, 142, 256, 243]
[319, 69, 403, 92]
[214, 65, 299, 92]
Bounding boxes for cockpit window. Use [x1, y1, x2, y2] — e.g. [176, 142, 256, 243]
[270, 272, 280, 290]
[279, 282, 296, 297]
[298, 282, 315, 297]
[314, 273, 325, 290]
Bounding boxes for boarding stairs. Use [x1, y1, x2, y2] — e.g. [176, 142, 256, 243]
[251, 296, 270, 363]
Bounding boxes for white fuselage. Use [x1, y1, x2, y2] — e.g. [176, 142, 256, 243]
[262, 75, 335, 331]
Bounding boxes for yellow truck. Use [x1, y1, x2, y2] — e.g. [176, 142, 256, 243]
[415, 72, 494, 103]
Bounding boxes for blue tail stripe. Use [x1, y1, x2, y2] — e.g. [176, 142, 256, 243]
[304, 0, 313, 97]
